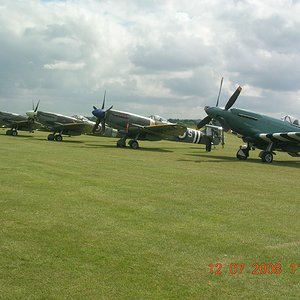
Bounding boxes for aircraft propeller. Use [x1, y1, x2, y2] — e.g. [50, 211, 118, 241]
[26, 100, 40, 131]
[92, 91, 113, 133]
[196, 82, 242, 129]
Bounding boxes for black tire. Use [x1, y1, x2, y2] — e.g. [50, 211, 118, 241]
[55, 134, 63, 142]
[11, 130, 18, 136]
[6, 130, 12, 135]
[261, 151, 273, 163]
[206, 141, 212, 152]
[236, 149, 248, 160]
[130, 140, 139, 149]
[117, 141, 126, 148]
[48, 134, 55, 141]
[236, 153, 247, 160]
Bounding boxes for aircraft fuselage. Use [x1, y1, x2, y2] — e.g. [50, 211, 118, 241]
[105, 109, 155, 130]
[206, 107, 300, 151]
[36, 111, 94, 135]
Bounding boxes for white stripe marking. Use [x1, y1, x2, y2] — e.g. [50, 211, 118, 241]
[259, 134, 272, 142]
[288, 132, 300, 141]
[272, 133, 290, 142]
[196, 131, 202, 143]
[193, 131, 198, 143]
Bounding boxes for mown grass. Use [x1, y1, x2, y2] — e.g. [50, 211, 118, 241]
[0, 130, 300, 299]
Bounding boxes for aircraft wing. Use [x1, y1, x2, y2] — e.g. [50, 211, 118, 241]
[130, 123, 187, 137]
[0, 113, 28, 125]
[52, 122, 88, 130]
[259, 132, 300, 143]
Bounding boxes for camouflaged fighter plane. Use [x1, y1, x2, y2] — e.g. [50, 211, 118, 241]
[91, 92, 223, 150]
[26, 109, 92, 141]
[0, 101, 40, 136]
[26, 108, 117, 142]
[197, 85, 300, 163]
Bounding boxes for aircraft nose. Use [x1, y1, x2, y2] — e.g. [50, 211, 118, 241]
[204, 106, 210, 113]
[26, 111, 36, 119]
[92, 109, 105, 119]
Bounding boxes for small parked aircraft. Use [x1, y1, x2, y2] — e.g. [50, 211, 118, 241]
[197, 85, 300, 163]
[26, 109, 102, 141]
[92, 92, 222, 150]
[0, 102, 40, 136]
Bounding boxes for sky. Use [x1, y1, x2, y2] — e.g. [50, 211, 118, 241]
[1, 0, 300, 119]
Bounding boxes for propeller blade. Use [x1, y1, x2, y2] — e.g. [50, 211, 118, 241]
[32, 100, 35, 111]
[225, 86, 242, 111]
[216, 77, 223, 107]
[34, 100, 40, 112]
[196, 115, 212, 129]
[101, 90, 106, 110]
[93, 106, 98, 110]
[107, 105, 113, 112]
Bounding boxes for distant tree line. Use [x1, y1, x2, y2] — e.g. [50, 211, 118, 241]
[168, 119, 200, 127]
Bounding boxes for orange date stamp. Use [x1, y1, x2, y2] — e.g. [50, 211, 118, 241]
[209, 263, 300, 275]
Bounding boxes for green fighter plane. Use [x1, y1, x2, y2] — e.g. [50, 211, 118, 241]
[0, 101, 40, 136]
[91, 92, 223, 150]
[197, 85, 300, 163]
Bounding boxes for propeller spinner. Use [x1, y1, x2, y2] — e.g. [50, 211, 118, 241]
[26, 100, 40, 120]
[92, 91, 113, 133]
[25, 100, 40, 132]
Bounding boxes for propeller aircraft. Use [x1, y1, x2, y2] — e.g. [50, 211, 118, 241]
[197, 85, 300, 163]
[92, 92, 223, 150]
[26, 108, 113, 142]
[0, 101, 40, 136]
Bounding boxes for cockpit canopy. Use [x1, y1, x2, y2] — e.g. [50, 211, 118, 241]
[72, 115, 93, 124]
[148, 115, 170, 125]
[283, 115, 300, 127]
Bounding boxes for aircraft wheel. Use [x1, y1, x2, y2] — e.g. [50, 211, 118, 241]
[236, 148, 248, 160]
[206, 141, 212, 152]
[55, 134, 63, 142]
[11, 130, 18, 136]
[6, 130, 12, 135]
[47, 134, 55, 141]
[116, 141, 126, 148]
[261, 151, 273, 163]
[129, 140, 139, 149]
[237, 153, 247, 160]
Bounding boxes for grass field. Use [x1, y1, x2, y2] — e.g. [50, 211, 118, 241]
[1, 129, 300, 299]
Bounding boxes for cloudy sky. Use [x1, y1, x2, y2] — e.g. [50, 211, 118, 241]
[1, 0, 300, 119]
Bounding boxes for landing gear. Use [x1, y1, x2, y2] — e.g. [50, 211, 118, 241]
[259, 142, 275, 163]
[128, 139, 139, 149]
[47, 133, 63, 141]
[116, 137, 126, 148]
[55, 134, 63, 142]
[236, 144, 250, 160]
[235, 141, 276, 163]
[205, 138, 212, 152]
[259, 151, 273, 163]
[6, 129, 18, 136]
[116, 137, 140, 149]
[48, 134, 55, 141]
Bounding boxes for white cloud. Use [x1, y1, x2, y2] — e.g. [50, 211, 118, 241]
[0, 0, 300, 119]
[44, 61, 86, 70]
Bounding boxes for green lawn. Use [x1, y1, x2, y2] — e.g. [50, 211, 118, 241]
[0, 130, 300, 299]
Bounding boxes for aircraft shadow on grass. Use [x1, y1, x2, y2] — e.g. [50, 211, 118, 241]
[1, 133, 34, 139]
[180, 153, 300, 169]
[83, 143, 173, 153]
